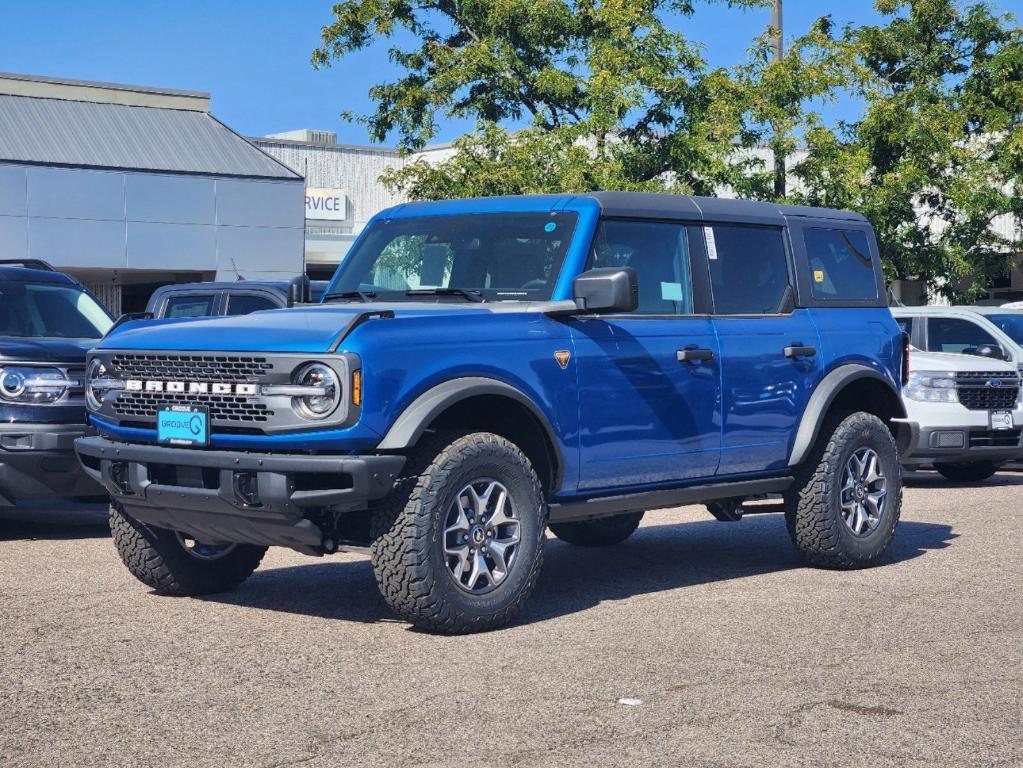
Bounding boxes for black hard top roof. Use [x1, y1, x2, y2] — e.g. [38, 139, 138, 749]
[589, 192, 867, 224]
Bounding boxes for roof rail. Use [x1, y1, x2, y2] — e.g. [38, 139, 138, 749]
[0, 259, 56, 271]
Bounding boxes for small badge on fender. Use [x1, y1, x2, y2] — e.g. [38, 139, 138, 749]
[555, 350, 571, 369]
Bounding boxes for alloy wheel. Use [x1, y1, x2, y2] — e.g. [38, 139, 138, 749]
[443, 480, 521, 593]
[840, 447, 887, 537]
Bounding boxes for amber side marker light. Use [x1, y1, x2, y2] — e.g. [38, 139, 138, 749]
[352, 369, 362, 406]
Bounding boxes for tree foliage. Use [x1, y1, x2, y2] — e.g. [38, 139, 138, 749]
[316, 0, 1023, 298]
[315, 0, 770, 195]
[788, 0, 1023, 299]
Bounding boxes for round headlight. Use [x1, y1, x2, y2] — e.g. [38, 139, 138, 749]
[86, 359, 110, 411]
[0, 369, 27, 399]
[292, 363, 341, 420]
[0, 366, 68, 404]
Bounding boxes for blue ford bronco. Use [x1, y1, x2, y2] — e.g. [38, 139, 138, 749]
[76, 193, 908, 633]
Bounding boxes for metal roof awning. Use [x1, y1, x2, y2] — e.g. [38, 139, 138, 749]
[0, 93, 301, 180]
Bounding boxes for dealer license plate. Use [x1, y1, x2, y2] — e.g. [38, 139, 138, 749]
[990, 410, 1013, 431]
[157, 405, 210, 446]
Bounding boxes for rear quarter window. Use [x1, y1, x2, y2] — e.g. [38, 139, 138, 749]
[804, 228, 877, 301]
[164, 294, 217, 318]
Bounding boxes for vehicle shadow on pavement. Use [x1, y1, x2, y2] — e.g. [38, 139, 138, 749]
[201, 514, 954, 628]
[0, 500, 109, 541]
[522, 516, 954, 624]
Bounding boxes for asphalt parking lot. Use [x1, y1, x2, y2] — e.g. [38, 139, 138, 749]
[2, 473, 1021, 768]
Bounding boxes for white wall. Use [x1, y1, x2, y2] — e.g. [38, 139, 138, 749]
[0, 163, 305, 281]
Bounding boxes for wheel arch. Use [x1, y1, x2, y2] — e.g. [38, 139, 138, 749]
[376, 377, 564, 492]
[788, 364, 906, 468]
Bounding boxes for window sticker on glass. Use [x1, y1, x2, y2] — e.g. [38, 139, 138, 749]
[661, 282, 684, 301]
[814, 270, 825, 283]
[703, 227, 718, 260]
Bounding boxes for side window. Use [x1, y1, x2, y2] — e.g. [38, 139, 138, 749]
[227, 294, 281, 316]
[589, 220, 692, 314]
[706, 225, 790, 314]
[926, 317, 998, 355]
[163, 294, 216, 318]
[804, 228, 877, 300]
[895, 317, 913, 336]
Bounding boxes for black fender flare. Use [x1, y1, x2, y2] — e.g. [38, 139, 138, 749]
[376, 377, 565, 490]
[788, 364, 906, 468]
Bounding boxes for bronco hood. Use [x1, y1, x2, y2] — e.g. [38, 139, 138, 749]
[97, 303, 499, 354]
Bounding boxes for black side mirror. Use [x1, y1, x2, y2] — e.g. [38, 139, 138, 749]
[287, 275, 312, 306]
[974, 343, 1008, 361]
[572, 268, 638, 314]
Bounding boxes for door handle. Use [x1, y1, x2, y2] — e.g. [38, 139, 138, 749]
[784, 343, 817, 358]
[677, 347, 715, 363]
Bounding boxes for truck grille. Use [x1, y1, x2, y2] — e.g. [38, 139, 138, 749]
[955, 371, 1020, 411]
[969, 428, 1022, 448]
[109, 353, 276, 424]
[110, 353, 274, 383]
[113, 391, 273, 423]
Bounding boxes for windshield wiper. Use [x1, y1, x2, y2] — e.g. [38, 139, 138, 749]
[405, 288, 484, 303]
[323, 290, 377, 303]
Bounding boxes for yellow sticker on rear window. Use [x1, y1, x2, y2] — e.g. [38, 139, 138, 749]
[813, 270, 825, 283]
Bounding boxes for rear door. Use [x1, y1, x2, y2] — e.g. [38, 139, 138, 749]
[698, 222, 823, 475]
[571, 218, 721, 491]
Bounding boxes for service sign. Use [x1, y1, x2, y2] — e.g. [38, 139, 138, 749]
[305, 188, 347, 221]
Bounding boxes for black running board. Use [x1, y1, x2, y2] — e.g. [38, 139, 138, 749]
[548, 476, 793, 524]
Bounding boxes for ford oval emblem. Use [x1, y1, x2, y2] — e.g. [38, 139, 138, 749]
[986, 378, 1003, 388]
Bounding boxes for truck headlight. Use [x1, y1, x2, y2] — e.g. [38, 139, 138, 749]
[904, 371, 959, 403]
[0, 366, 70, 404]
[291, 362, 341, 420]
[85, 359, 124, 411]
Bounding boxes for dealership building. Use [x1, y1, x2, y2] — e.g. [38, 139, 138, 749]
[251, 130, 451, 279]
[0, 72, 305, 313]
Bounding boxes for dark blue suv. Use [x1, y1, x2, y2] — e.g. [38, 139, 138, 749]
[1, 260, 114, 504]
[76, 193, 907, 633]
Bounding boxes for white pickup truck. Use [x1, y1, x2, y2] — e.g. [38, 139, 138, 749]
[898, 348, 1023, 481]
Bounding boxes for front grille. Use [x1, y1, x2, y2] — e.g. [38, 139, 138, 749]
[109, 354, 276, 424]
[110, 353, 274, 382]
[955, 371, 1020, 411]
[969, 429, 1022, 448]
[113, 391, 273, 423]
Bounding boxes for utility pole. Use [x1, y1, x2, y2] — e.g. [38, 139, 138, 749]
[771, 0, 786, 199]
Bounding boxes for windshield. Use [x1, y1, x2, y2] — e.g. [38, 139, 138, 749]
[326, 211, 579, 302]
[985, 314, 1023, 346]
[0, 281, 114, 339]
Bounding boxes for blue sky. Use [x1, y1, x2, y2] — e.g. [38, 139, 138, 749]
[1, 1, 1020, 147]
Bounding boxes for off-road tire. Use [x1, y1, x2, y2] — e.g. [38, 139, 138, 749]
[369, 431, 546, 634]
[109, 502, 266, 595]
[784, 411, 902, 569]
[934, 461, 999, 483]
[549, 511, 644, 546]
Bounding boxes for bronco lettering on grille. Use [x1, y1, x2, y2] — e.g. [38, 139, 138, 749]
[124, 380, 258, 396]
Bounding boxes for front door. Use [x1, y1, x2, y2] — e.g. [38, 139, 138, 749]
[697, 222, 824, 475]
[571, 219, 721, 492]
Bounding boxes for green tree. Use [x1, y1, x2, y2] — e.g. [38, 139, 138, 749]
[314, 0, 769, 196]
[789, 0, 1023, 300]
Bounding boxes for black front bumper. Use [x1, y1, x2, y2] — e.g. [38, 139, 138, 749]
[75, 436, 405, 549]
[898, 421, 1023, 466]
[0, 423, 100, 505]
